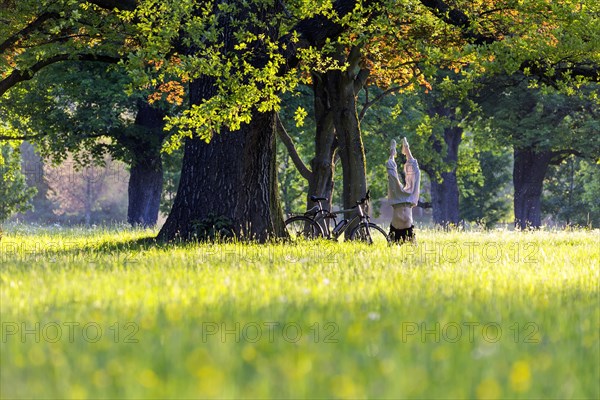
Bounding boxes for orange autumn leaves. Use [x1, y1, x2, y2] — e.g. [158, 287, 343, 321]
[147, 55, 186, 106]
[147, 80, 184, 105]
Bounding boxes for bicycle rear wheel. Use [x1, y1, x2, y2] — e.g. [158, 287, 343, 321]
[284, 216, 323, 241]
[349, 222, 390, 244]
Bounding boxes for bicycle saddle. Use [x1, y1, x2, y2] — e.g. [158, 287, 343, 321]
[310, 195, 328, 202]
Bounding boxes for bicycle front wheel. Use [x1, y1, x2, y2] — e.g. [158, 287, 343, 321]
[284, 216, 323, 241]
[349, 222, 390, 244]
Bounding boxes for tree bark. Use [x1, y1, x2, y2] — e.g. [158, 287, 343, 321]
[235, 111, 286, 240]
[429, 124, 462, 227]
[128, 153, 163, 227]
[430, 170, 460, 227]
[326, 46, 368, 225]
[157, 78, 285, 242]
[422, 104, 463, 227]
[308, 72, 338, 213]
[157, 1, 368, 242]
[123, 101, 165, 227]
[513, 147, 554, 229]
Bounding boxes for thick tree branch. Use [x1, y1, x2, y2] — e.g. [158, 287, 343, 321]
[420, 0, 496, 45]
[85, 0, 137, 11]
[549, 149, 583, 165]
[17, 33, 104, 49]
[359, 81, 414, 121]
[0, 133, 45, 141]
[354, 68, 370, 94]
[0, 53, 120, 96]
[275, 113, 312, 180]
[522, 61, 600, 85]
[0, 132, 109, 142]
[0, 12, 59, 53]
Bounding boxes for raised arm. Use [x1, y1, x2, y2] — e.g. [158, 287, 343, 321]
[401, 137, 414, 160]
[389, 139, 397, 159]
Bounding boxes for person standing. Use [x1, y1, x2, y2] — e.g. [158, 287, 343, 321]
[387, 137, 421, 243]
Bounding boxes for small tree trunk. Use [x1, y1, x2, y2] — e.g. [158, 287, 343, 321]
[430, 125, 462, 227]
[124, 101, 165, 227]
[327, 47, 368, 229]
[422, 103, 463, 227]
[128, 155, 163, 227]
[308, 72, 337, 213]
[84, 176, 92, 226]
[513, 147, 554, 229]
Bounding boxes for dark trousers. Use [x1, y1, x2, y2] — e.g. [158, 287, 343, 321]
[389, 225, 415, 243]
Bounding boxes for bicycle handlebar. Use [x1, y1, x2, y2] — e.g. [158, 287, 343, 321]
[356, 190, 371, 205]
[310, 190, 370, 207]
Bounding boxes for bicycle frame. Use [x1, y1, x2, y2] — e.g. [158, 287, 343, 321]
[312, 202, 370, 240]
[284, 190, 386, 244]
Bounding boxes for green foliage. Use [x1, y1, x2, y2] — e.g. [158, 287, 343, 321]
[459, 148, 512, 228]
[159, 146, 183, 217]
[190, 213, 234, 241]
[448, 0, 600, 95]
[0, 62, 167, 167]
[277, 87, 313, 215]
[124, 0, 316, 149]
[542, 157, 600, 227]
[3, 65, 117, 162]
[0, 143, 36, 222]
[0, 0, 130, 82]
[472, 77, 599, 155]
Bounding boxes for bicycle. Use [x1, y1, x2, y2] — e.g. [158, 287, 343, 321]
[284, 190, 390, 244]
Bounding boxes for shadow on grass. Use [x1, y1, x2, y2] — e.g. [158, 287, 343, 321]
[1, 234, 214, 266]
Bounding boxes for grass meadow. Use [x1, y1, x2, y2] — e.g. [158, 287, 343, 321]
[1, 224, 598, 399]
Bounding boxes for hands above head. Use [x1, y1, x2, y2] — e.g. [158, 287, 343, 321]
[389, 139, 397, 159]
[401, 137, 414, 160]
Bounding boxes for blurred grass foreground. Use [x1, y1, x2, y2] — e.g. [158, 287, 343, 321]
[1, 225, 599, 399]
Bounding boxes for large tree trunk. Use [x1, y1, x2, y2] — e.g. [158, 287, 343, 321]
[157, 78, 284, 242]
[235, 111, 286, 240]
[157, 1, 286, 242]
[513, 147, 554, 229]
[157, 1, 366, 242]
[125, 101, 165, 227]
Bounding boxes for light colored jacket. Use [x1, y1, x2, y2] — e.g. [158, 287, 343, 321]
[387, 157, 420, 207]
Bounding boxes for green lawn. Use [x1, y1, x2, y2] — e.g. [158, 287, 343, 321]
[1, 225, 598, 399]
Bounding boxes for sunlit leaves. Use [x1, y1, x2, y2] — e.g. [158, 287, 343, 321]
[4, 0, 598, 151]
[293, 106, 308, 127]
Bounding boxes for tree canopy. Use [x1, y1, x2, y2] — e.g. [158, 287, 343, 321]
[2, 0, 599, 232]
